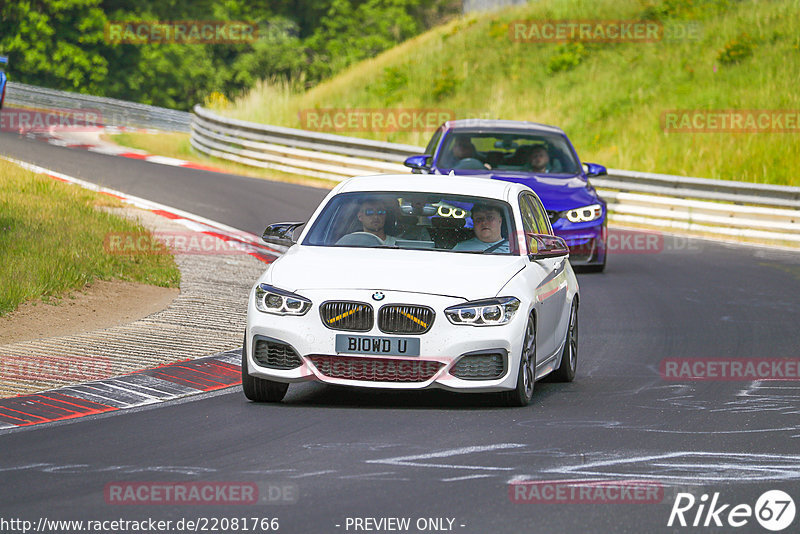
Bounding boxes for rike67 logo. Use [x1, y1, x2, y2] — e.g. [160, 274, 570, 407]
[668, 490, 796, 531]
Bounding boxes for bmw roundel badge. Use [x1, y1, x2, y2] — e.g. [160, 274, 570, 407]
[372, 291, 385, 301]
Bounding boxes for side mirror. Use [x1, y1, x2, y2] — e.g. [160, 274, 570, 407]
[583, 163, 607, 177]
[403, 154, 431, 173]
[528, 234, 570, 260]
[262, 222, 305, 248]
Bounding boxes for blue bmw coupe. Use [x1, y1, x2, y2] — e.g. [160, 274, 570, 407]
[0, 56, 7, 110]
[405, 119, 608, 272]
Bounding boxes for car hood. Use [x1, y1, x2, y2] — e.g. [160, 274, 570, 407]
[262, 245, 526, 301]
[452, 171, 600, 212]
[494, 173, 602, 211]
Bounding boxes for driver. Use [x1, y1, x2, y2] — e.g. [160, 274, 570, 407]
[525, 145, 552, 173]
[452, 204, 509, 253]
[338, 198, 398, 246]
[450, 137, 490, 170]
[452, 137, 477, 161]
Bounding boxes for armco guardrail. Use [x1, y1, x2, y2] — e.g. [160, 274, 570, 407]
[191, 105, 800, 245]
[6, 82, 191, 132]
[191, 105, 415, 181]
[592, 170, 800, 209]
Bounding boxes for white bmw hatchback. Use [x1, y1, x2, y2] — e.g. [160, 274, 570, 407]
[243, 174, 579, 406]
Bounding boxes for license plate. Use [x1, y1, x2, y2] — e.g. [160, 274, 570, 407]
[335, 335, 420, 356]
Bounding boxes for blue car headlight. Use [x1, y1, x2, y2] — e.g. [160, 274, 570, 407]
[564, 204, 603, 223]
[445, 297, 520, 326]
[254, 284, 311, 316]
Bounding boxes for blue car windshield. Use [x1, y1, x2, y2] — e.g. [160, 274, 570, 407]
[302, 191, 519, 255]
[437, 131, 580, 175]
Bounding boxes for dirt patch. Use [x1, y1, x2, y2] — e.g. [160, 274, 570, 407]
[0, 280, 179, 345]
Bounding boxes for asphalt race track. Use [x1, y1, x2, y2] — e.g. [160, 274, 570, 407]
[2, 130, 800, 533]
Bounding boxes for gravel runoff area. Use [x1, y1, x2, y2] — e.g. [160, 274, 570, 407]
[0, 207, 267, 398]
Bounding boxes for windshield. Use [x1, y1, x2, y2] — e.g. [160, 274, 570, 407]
[436, 130, 580, 174]
[302, 192, 519, 255]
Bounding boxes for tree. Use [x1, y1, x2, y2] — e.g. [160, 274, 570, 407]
[1, 0, 109, 93]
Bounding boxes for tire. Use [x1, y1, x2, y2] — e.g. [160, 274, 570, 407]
[581, 256, 606, 273]
[241, 333, 289, 402]
[551, 300, 578, 382]
[502, 313, 536, 407]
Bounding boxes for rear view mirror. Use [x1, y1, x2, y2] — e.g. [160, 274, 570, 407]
[262, 222, 305, 248]
[400, 202, 438, 216]
[528, 234, 569, 260]
[494, 140, 519, 149]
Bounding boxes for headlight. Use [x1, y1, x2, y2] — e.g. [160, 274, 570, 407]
[565, 204, 603, 223]
[254, 284, 311, 316]
[445, 297, 520, 326]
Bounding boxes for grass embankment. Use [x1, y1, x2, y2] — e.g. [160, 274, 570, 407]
[0, 159, 180, 316]
[108, 132, 338, 189]
[217, 0, 800, 186]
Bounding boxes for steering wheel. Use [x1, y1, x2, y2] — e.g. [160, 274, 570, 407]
[336, 232, 384, 246]
[454, 158, 489, 170]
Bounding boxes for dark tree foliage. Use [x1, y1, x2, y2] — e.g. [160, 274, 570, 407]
[0, 0, 460, 110]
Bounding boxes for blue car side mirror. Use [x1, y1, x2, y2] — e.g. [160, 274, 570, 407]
[583, 163, 607, 177]
[404, 155, 431, 173]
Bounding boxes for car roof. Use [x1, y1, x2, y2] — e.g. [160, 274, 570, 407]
[443, 119, 565, 136]
[335, 173, 532, 202]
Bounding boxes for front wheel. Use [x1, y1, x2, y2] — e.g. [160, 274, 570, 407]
[551, 300, 578, 382]
[502, 313, 536, 407]
[582, 256, 606, 273]
[241, 333, 289, 402]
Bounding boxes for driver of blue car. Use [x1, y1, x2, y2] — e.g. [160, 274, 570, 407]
[449, 137, 489, 170]
[452, 204, 509, 253]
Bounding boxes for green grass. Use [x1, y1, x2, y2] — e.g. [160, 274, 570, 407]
[220, 0, 800, 186]
[0, 159, 180, 316]
[110, 132, 196, 161]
